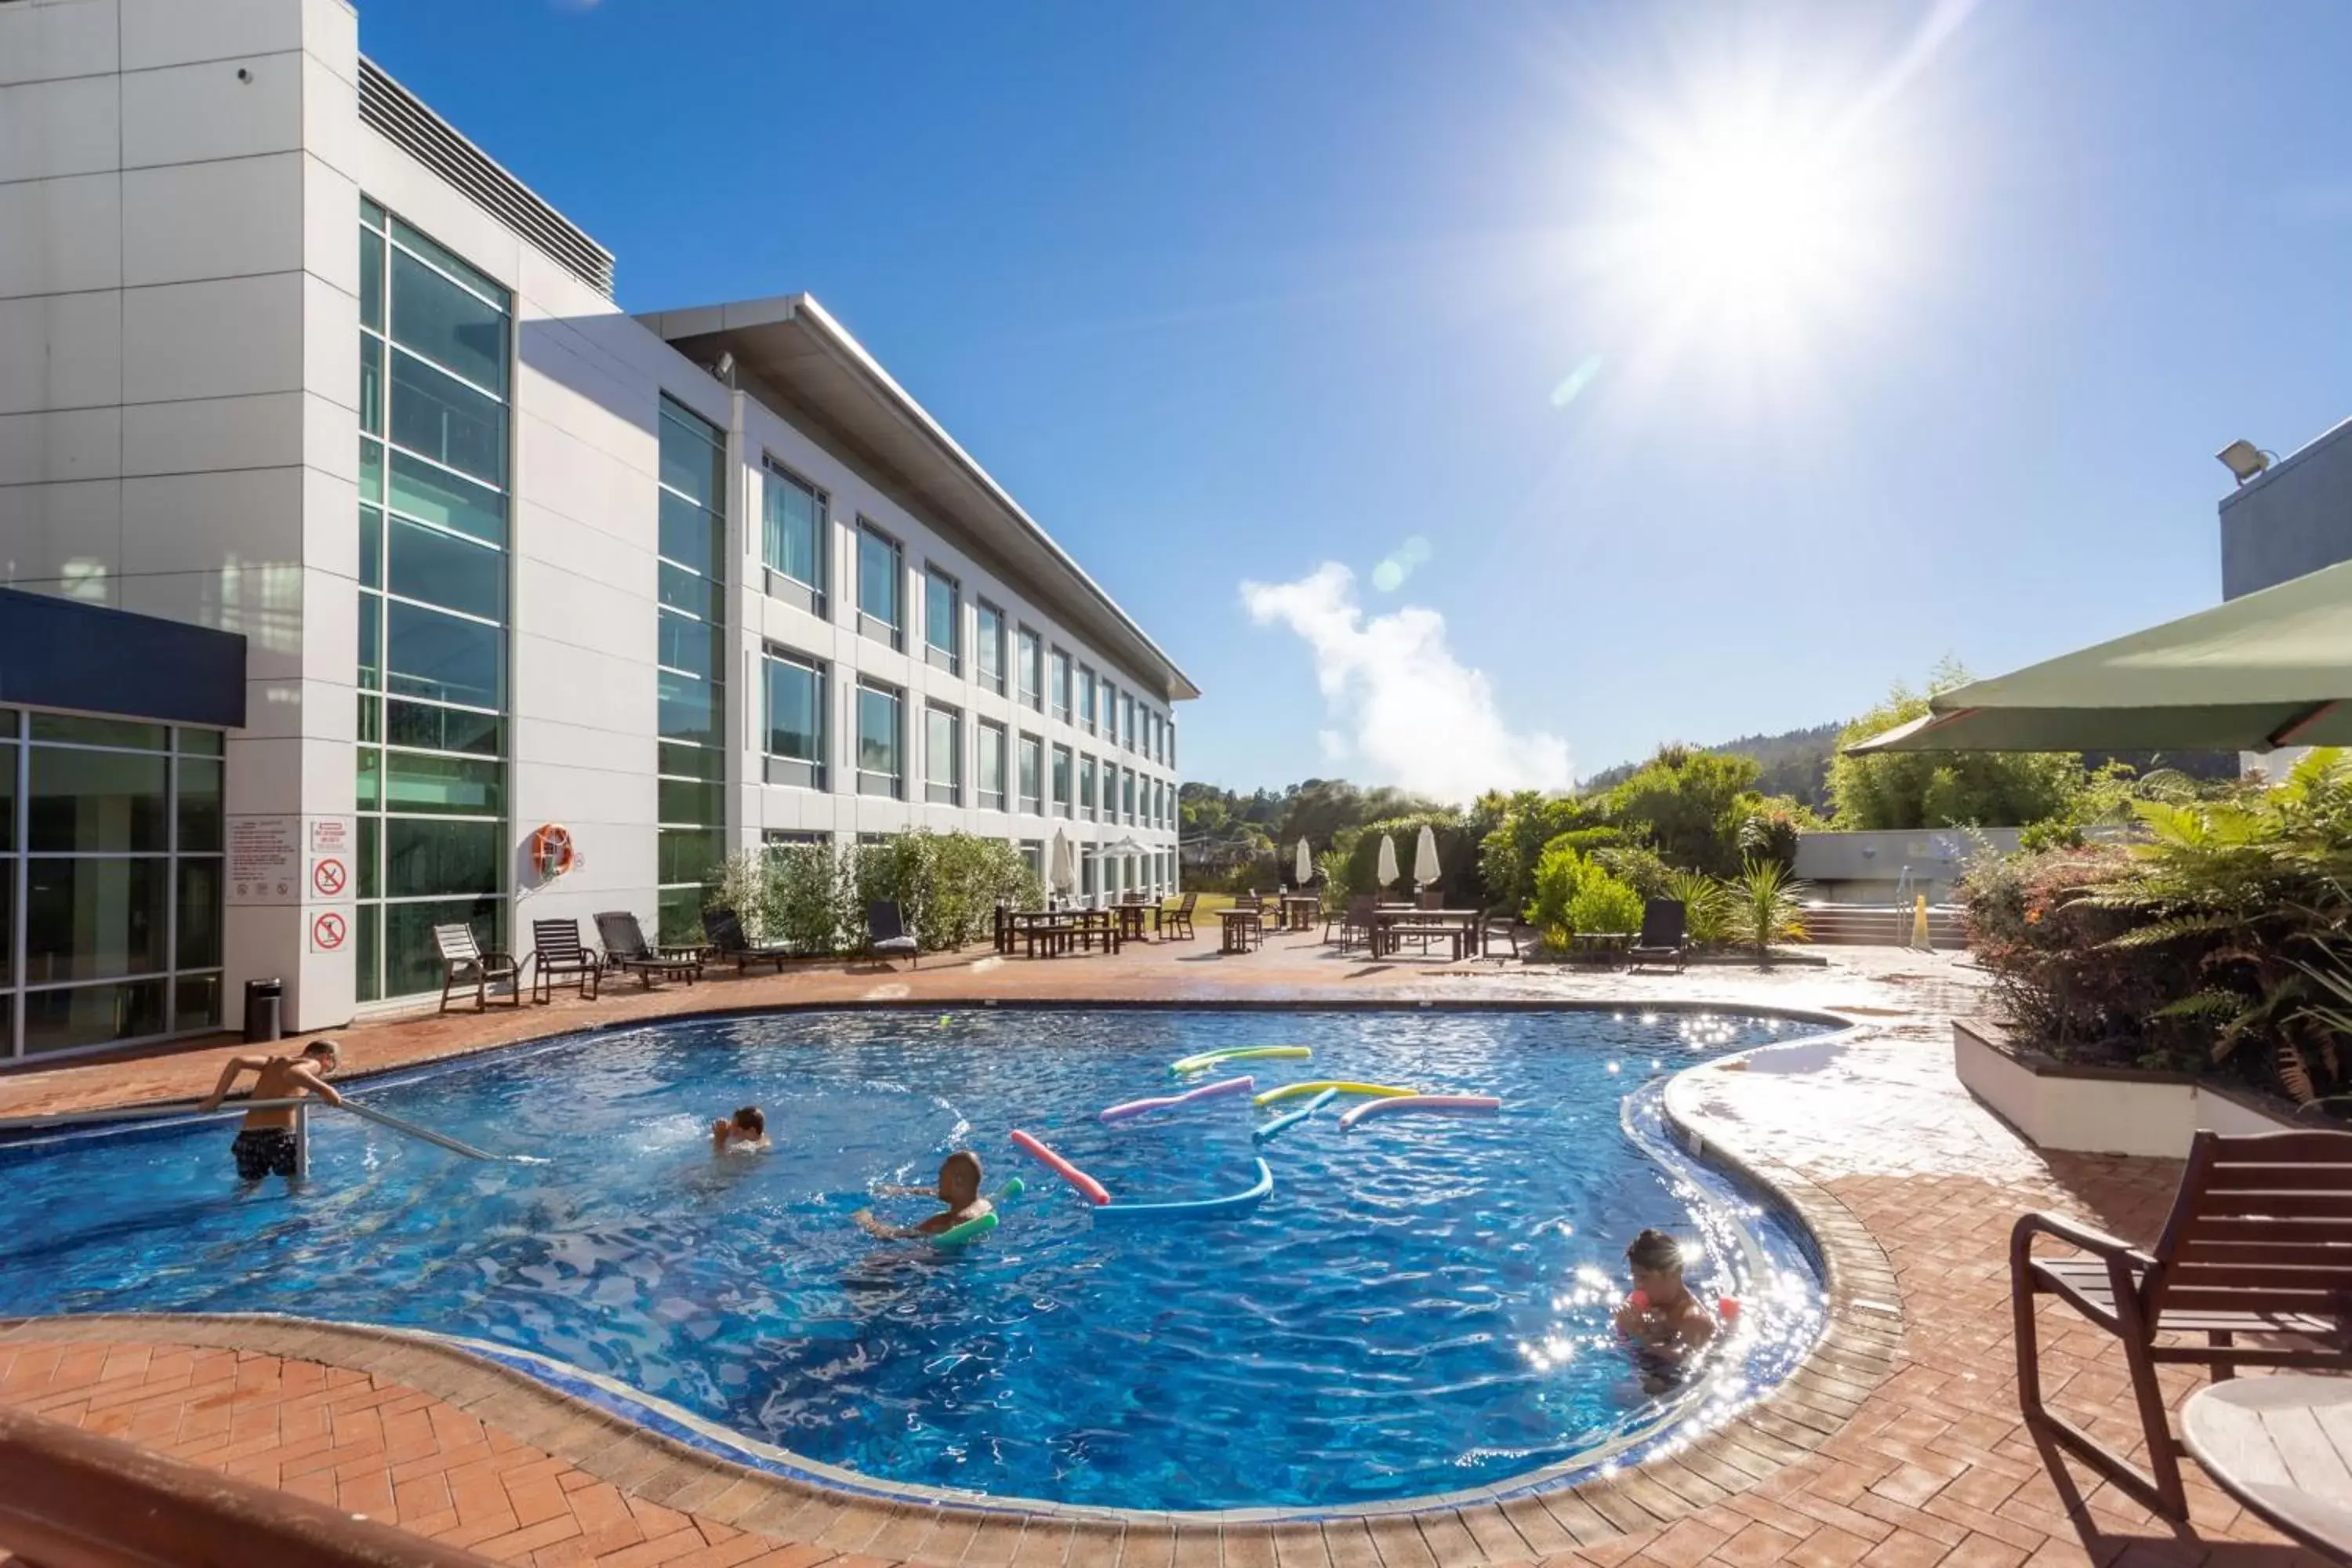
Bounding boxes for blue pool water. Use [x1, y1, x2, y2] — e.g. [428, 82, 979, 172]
[0, 1007, 1828, 1512]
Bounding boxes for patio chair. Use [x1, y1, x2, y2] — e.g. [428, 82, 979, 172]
[1334, 894, 1377, 950]
[2011, 1129, 2352, 1522]
[435, 924, 521, 1013]
[593, 910, 705, 988]
[1624, 899, 1690, 972]
[702, 907, 792, 975]
[1480, 909, 1523, 960]
[868, 901, 920, 969]
[1164, 891, 1198, 941]
[528, 917, 601, 1004]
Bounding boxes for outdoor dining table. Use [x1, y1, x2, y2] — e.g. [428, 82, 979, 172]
[1217, 908, 1264, 954]
[1367, 907, 1481, 960]
[1004, 908, 1122, 958]
[1112, 902, 1167, 941]
[1277, 894, 1319, 932]
[2180, 1373, 2352, 1559]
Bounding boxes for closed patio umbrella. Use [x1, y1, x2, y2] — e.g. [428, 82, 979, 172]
[1376, 833, 1400, 891]
[1048, 830, 1076, 902]
[1295, 838, 1314, 886]
[1846, 557, 2352, 755]
[1414, 824, 1440, 892]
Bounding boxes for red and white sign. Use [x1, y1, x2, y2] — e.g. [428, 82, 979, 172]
[310, 911, 347, 952]
[311, 858, 347, 897]
[310, 818, 351, 855]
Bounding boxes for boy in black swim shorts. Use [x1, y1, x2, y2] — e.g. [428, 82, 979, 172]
[198, 1039, 345, 1182]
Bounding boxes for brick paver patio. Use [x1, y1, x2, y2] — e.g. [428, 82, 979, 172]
[0, 931, 2332, 1566]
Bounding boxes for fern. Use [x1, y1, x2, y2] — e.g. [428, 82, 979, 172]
[2151, 990, 2246, 1022]
[2278, 1044, 2318, 1105]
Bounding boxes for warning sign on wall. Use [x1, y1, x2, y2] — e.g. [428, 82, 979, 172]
[227, 816, 301, 905]
[310, 910, 348, 952]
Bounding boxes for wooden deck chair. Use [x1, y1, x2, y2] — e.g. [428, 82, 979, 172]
[702, 907, 791, 975]
[868, 901, 920, 969]
[434, 923, 521, 1013]
[528, 917, 601, 1003]
[2011, 1129, 2352, 1522]
[1624, 899, 1690, 971]
[593, 910, 704, 989]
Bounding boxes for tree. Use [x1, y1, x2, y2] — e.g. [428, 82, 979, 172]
[1828, 665, 2088, 830]
[1479, 792, 1607, 913]
[1602, 746, 1764, 877]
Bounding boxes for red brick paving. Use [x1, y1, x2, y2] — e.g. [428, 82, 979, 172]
[0, 942, 2336, 1565]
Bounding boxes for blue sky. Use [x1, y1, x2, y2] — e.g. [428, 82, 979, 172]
[363, 1, 2352, 796]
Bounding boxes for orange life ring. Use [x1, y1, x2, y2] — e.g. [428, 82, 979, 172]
[528, 823, 575, 879]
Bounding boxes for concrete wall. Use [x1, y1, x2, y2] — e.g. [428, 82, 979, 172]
[2219, 414, 2352, 600]
[1791, 827, 2018, 905]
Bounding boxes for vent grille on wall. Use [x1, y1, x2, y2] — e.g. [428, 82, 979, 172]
[357, 57, 615, 299]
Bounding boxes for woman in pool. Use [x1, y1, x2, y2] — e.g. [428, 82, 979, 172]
[855, 1150, 992, 1239]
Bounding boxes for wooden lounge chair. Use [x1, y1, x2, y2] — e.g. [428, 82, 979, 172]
[434, 923, 521, 1013]
[702, 907, 791, 974]
[1624, 899, 1690, 971]
[593, 910, 704, 988]
[2011, 1130, 2352, 1522]
[1163, 891, 1198, 941]
[528, 917, 601, 1003]
[868, 901, 920, 969]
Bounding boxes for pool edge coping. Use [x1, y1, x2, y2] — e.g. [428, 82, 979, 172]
[0, 1011, 1906, 1553]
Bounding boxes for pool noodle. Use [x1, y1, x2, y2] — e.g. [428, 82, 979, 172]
[1251, 1080, 1416, 1109]
[1252, 1087, 1339, 1144]
[1009, 1129, 1110, 1205]
[930, 1210, 999, 1248]
[1094, 1158, 1274, 1221]
[1098, 1075, 1255, 1123]
[1338, 1094, 1501, 1131]
[1169, 1045, 1311, 1076]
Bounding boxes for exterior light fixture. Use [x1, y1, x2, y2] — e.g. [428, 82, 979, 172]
[2216, 439, 2273, 485]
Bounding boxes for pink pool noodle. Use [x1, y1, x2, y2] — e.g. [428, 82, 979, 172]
[1009, 1129, 1110, 1205]
[1338, 1093, 1501, 1131]
[1098, 1075, 1255, 1123]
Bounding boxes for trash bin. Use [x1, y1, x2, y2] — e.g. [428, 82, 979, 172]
[242, 978, 283, 1044]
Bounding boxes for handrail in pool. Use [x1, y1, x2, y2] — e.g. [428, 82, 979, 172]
[1, 1096, 526, 1165]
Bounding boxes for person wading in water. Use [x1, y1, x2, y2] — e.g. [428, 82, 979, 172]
[196, 1039, 346, 1183]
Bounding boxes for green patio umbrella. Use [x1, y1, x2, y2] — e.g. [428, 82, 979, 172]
[1846, 558, 2352, 755]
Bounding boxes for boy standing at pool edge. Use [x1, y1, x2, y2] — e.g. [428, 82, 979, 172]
[855, 1150, 993, 1239]
[196, 1039, 345, 1182]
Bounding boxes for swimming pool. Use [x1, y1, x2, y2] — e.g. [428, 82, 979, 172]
[0, 1006, 1831, 1512]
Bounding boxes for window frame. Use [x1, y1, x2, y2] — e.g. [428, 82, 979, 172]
[975, 719, 1009, 813]
[924, 701, 963, 806]
[760, 458, 828, 615]
[1016, 625, 1044, 711]
[1016, 731, 1044, 815]
[924, 564, 961, 675]
[975, 600, 1007, 696]
[855, 521, 904, 649]
[1078, 665, 1098, 735]
[761, 646, 827, 790]
[1050, 742, 1073, 818]
[1050, 647, 1073, 724]
[855, 678, 904, 798]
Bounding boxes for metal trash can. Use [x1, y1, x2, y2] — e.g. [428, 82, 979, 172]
[242, 978, 283, 1044]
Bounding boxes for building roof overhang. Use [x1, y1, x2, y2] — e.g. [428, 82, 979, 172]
[641, 293, 1199, 705]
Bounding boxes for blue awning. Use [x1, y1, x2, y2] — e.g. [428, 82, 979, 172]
[0, 587, 246, 728]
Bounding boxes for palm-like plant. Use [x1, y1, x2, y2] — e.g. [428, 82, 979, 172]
[1723, 858, 1809, 964]
[1664, 868, 1730, 946]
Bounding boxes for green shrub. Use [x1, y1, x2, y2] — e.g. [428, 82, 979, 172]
[706, 832, 1039, 956]
[1592, 844, 1671, 901]
[1526, 840, 1592, 934]
[1338, 811, 1480, 903]
[1479, 793, 1608, 912]
[1663, 868, 1730, 945]
[1721, 858, 1810, 962]
[1565, 867, 1644, 935]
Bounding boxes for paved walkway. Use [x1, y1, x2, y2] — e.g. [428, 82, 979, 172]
[0, 936, 2327, 1566]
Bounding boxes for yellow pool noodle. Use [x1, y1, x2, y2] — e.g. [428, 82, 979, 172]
[1251, 1080, 1417, 1107]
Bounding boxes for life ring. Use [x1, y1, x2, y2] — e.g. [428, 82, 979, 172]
[528, 823, 575, 879]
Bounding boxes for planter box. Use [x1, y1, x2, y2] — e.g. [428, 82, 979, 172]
[1953, 1018, 2303, 1158]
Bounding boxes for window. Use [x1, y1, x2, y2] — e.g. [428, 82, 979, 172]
[1079, 666, 1098, 735]
[857, 681, 903, 797]
[356, 198, 514, 998]
[1017, 626, 1043, 710]
[1149, 710, 1163, 764]
[762, 462, 825, 613]
[1168, 717, 1178, 769]
[763, 650, 826, 789]
[925, 566, 960, 673]
[1019, 840, 1044, 878]
[1122, 694, 1137, 750]
[1099, 677, 1116, 738]
[1017, 732, 1043, 815]
[1080, 754, 1098, 822]
[975, 601, 1006, 695]
[1123, 768, 1138, 825]
[654, 395, 730, 941]
[925, 704, 962, 805]
[1051, 744, 1073, 817]
[976, 721, 1007, 812]
[857, 523, 902, 646]
[1050, 648, 1073, 723]
[1080, 844, 1098, 899]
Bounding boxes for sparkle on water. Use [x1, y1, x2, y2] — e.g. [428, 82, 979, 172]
[0, 1007, 1826, 1512]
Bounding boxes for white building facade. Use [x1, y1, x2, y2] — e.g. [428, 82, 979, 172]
[0, 0, 1195, 1055]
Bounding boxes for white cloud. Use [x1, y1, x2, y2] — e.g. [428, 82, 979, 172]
[1240, 564, 1573, 803]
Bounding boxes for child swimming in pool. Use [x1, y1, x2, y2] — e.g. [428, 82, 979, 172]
[1613, 1229, 1717, 1390]
[711, 1105, 768, 1154]
[855, 1150, 993, 1239]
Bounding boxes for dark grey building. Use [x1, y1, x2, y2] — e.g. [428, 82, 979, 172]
[2220, 416, 2352, 598]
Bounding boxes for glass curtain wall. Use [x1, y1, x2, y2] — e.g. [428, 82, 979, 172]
[5, 710, 224, 1058]
[656, 397, 729, 941]
[356, 198, 512, 1000]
